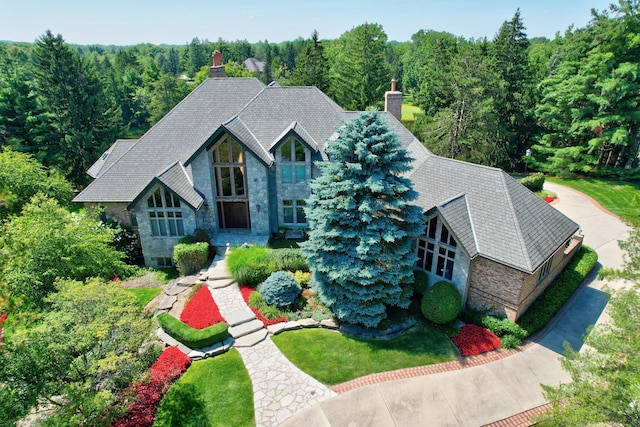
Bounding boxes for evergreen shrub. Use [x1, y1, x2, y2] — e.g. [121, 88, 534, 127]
[173, 242, 209, 275]
[519, 172, 545, 192]
[157, 313, 228, 349]
[421, 281, 462, 324]
[414, 270, 428, 294]
[260, 271, 301, 307]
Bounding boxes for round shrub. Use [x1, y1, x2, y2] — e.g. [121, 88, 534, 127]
[421, 281, 462, 325]
[260, 271, 301, 307]
[413, 270, 428, 294]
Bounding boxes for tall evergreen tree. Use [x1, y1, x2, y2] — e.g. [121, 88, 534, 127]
[329, 23, 391, 110]
[300, 110, 423, 328]
[290, 30, 330, 92]
[490, 9, 537, 170]
[32, 31, 122, 186]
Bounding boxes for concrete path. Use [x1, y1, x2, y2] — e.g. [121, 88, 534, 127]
[208, 279, 336, 427]
[281, 182, 632, 426]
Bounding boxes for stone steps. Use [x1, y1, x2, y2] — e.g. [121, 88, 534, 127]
[225, 309, 256, 327]
[229, 319, 264, 338]
[234, 329, 268, 347]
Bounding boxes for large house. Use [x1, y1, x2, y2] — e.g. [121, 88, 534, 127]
[75, 52, 582, 321]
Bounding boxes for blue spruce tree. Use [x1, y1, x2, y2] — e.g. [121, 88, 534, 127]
[300, 110, 423, 327]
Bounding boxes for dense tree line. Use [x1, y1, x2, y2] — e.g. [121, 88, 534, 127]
[2, 1, 640, 190]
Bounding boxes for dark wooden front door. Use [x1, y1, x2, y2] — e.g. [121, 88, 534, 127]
[218, 201, 249, 229]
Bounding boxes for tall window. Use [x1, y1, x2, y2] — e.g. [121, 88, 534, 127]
[283, 200, 307, 225]
[280, 138, 306, 183]
[416, 215, 457, 280]
[213, 136, 246, 197]
[147, 188, 184, 236]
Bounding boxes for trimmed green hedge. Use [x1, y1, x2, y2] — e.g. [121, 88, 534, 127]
[517, 246, 598, 336]
[173, 242, 209, 276]
[157, 313, 228, 349]
[519, 172, 545, 192]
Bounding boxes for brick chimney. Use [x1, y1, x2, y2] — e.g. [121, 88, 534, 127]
[210, 50, 226, 78]
[384, 78, 402, 121]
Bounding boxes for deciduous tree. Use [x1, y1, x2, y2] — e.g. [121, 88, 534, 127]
[0, 278, 159, 427]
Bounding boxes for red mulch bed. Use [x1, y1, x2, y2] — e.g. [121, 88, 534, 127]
[544, 196, 556, 203]
[238, 284, 287, 326]
[452, 324, 502, 357]
[111, 346, 191, 427]
[180, 286, 225, 329]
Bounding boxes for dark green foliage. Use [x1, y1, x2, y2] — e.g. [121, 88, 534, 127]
[290, 30, 330, 92]
[517, 246, 598, 335]
[173, 242, 209, 276]
[300, 110, 423, 328]
[328, 24, 391, 110]
[519, 172, 545, 192]
[463, 311, 528, 349]
[156, 313, 229, 349]
[32, 31, 123, 186]
[0, 279, 159, 426]
[0, 148, 73, 220]
[177, 234, 197, 244]
[268, 248, 309, 272]
[105, 218, 140, 263]
[0, 195, 130, 310]
[413, 270, 429, 294]
[421, 281, 462, 325]
[260, 271, 301, 307]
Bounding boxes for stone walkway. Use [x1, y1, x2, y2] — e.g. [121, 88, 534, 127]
[205, 259, 336, 427]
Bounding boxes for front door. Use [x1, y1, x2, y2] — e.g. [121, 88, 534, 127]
[217, 201, 249, 229]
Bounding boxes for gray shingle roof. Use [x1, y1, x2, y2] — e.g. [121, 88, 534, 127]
[74, 78, 265, 203]
[410, 154, 579, 273]
[155, 162, 204, 210]
[87, 139, 137, 178]
[75, 78, 578, 274]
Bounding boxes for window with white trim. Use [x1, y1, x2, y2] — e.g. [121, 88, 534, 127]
[538, 258, 552, 283]
[416, 215, 457, 280]
[280, 137, 306, 183]
[147, 188, 185, 237]
[283, 200, 307, 225]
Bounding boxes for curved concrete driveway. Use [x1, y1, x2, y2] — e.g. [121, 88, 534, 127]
[281, 183, 631, 427]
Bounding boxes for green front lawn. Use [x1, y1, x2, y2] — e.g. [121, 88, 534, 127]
[547, 177, 640, 226]
[272, 321, 457, 385]
[124, 287, 162, 308]
[154, 349, 254, 427]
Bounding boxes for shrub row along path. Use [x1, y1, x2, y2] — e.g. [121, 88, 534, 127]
[280, 183, 632, 427]
[205, 256, 336, 427]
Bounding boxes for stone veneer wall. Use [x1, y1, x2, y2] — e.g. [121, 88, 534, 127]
[190, 149, 218, 237]
[245, 154, 270, 235]
[134, 183, 197, 266]
[468, 235, 583, 321]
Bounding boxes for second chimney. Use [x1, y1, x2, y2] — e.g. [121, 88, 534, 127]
[384, 78, 402, 121]
[210, 50, 226, 78]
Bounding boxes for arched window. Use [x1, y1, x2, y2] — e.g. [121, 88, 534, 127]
[416, 215, 457, 280]
[147, 188, 184, 236]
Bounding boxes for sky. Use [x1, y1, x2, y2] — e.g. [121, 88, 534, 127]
[1, 0, 614, 46]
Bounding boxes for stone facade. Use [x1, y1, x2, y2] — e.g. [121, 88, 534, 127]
[467, 235, 583, 320]
[134, 183, 197, 266]
[245, 153, 270, 236]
